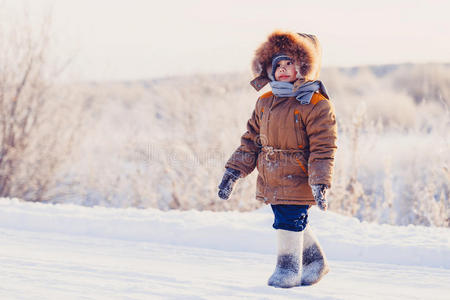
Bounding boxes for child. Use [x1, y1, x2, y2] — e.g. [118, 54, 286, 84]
[218, 31, 337, 288]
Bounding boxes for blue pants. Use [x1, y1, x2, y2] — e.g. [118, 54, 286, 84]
[271, 204, 309, 232]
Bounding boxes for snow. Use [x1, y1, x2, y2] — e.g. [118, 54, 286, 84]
[1, 198, 449, 299]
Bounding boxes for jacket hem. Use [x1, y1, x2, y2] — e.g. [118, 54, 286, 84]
[256, 196, 315, 206]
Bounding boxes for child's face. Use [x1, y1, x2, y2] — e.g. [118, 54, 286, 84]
[274, 60, 297, 82]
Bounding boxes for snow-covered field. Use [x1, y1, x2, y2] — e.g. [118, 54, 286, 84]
[1, 198, 449, 299]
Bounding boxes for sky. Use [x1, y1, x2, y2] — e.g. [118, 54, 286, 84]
[3, 0, 450, 81]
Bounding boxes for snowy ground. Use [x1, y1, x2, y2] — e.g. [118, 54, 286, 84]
[0, 198, 449, 299]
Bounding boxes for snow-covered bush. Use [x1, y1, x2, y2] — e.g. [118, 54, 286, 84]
[0, 6, 84, 202]
[58, 64, 449, 227]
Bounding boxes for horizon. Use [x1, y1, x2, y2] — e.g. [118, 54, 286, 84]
[71, 61, 450, 84]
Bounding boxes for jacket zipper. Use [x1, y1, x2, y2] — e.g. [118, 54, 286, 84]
[261, 97, 277, 201]
[266, 98, 277, 201]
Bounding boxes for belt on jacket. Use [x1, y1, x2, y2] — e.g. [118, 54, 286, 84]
[261, 146, 306, 161]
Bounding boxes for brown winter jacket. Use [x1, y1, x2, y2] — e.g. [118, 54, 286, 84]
[225, 31, 337, 205]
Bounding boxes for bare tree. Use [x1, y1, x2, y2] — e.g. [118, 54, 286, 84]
[0, 5, 83, 202]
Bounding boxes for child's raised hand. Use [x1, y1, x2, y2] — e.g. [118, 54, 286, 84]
[218, 168, 241, 200]
[311, 184, 328, 211]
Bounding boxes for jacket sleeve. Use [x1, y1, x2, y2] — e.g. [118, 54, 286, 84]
[305, 99, 338, 188]
[224, 102, 261, 178]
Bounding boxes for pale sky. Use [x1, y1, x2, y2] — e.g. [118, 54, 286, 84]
[4, 0, 450, 81]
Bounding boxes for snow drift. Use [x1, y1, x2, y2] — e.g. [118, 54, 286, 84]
[1, 198, 448, 269]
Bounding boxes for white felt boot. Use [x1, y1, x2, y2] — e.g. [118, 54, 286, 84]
[301, 225, 330, 285]
[268, 229, 304, 288]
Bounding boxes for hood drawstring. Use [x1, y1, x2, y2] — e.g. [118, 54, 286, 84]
[262, 146, 306, 162]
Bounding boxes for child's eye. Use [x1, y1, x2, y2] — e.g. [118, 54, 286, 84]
[276, 63, 280, 68]
[287, 61, 292, 65]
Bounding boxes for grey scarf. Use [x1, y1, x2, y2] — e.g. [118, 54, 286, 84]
[269, 80, 329, 104]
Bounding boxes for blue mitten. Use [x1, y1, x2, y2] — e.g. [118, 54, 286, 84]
[218, 168, 241, 200]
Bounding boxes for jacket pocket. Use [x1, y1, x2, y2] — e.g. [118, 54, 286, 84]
[294, 109, 304, 149]
[295, 155, 308, 176]
[277, 152, 308, 192]
[279, 152, 308, 180]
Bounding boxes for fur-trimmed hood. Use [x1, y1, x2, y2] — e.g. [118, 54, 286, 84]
[250, 31, 323, 91]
